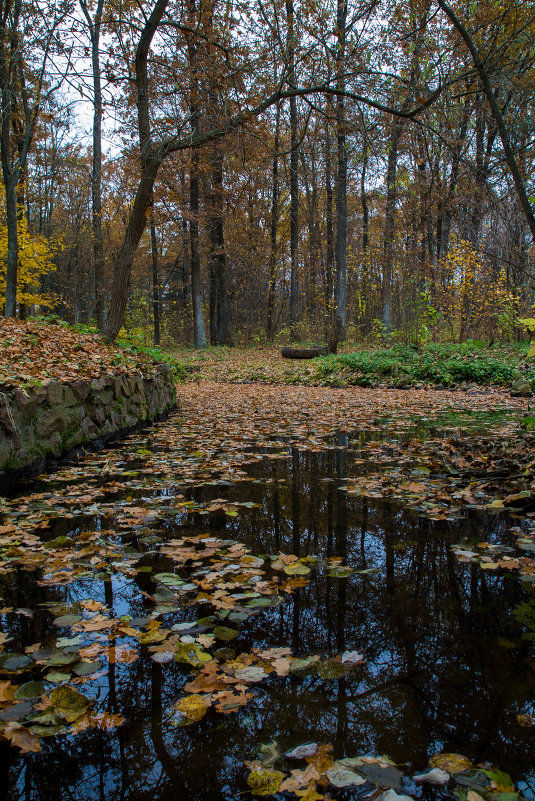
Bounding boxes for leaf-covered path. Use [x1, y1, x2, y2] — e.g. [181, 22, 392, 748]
[1, 380, 535, 800]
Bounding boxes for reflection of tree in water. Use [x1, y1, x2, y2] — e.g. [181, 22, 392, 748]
[3, 445, 535, 800]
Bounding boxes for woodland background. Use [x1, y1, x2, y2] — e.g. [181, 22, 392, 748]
[1, 0, 535, 349]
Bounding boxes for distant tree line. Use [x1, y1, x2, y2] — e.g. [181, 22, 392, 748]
[1, 0, 535, 346]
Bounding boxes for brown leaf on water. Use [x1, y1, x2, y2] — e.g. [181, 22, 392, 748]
[0, 681, 16, 703]
[1, 721, 41, 752]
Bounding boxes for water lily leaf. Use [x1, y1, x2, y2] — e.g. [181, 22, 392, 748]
[50, 686, 90, 722]
[246, 764, 285, 796]
[172, 694, 211, 726]
[213, 626, 239, 641]
[174, 643, 212, 667]
[14, 681, 45, 700]
[429, 753, 472, 773]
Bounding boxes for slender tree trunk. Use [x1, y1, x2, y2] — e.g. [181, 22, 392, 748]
[102, 157, 161, 341]
[80, 0, 106, 328]
[190, 145, 207, 348]
[266, 103, 280, 339]
[333, 0, 348, 344]
[325, 118, 334, 336]
[286, 0, 299, 340]
[207, 146, 230, 344]
[382, 119, 404, 332]
[150, 208, 161, 346]
[187, 0, 207, 349]
[4, 175, 18, 317]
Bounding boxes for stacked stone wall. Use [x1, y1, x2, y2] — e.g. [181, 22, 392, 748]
[0, 364, 176, 476]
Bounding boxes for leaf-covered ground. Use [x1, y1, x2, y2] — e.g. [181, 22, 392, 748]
[0, 318, 168, 389]
[177, 343, 534, 390]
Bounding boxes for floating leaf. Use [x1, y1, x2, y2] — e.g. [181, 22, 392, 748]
[172, 694, 211, 726]
[213, 626, 239, 641]
[414, 768, 450, 785]
[50, 686, 90, 722]
[174, 644, 212, 667]
[325, 763, 366, 788]
[429, 753, 472, 773]
[1, 721, 41, 753]
[246, 763, 285, 796]
[14, 682, 45, 700]
[285, 743, 319, 760]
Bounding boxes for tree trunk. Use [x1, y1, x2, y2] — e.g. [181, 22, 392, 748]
[102, 157, 161, 341]
[325, 115, 334, 336]
[333, 0, 348, 344]
[266, 104, 280, 340]
[150, 208, 161, 346]
[382, 119, 404, 333]
[80, 0, 106, 328]
[207, 146, 230, 344]
[286, 0, 299, 340]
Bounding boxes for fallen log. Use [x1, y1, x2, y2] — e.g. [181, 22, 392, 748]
[281, 346, 329, 359]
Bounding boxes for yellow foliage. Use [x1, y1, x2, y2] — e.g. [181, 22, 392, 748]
[0, 190, 58, 308]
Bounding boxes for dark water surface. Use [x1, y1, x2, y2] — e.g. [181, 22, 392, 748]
[1, 421, 535, 800]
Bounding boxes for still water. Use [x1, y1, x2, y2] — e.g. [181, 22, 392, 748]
[0, 421, 534, 800]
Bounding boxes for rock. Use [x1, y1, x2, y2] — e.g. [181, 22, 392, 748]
[63, 387, 78, 407]
[511, 378, 532, 397]
[70, 380, 90, 401]
[38, 410, 66, 438]
[42, 379, 63, 406]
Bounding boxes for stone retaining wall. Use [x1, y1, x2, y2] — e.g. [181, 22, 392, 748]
[0, 365, 176, 476]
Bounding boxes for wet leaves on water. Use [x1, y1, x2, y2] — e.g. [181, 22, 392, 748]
[50, 686, 90, 723]
[245, 762, 285, 796]
[170, 695, 211, 726]
[430, 753, 473, 773]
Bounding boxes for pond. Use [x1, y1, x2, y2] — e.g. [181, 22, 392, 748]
[0, 405, 534, 801]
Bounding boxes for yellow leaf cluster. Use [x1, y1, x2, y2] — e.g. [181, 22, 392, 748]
[0, 189, 59, 308]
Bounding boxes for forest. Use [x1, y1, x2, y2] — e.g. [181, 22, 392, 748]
[1, 0, 535, 349]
